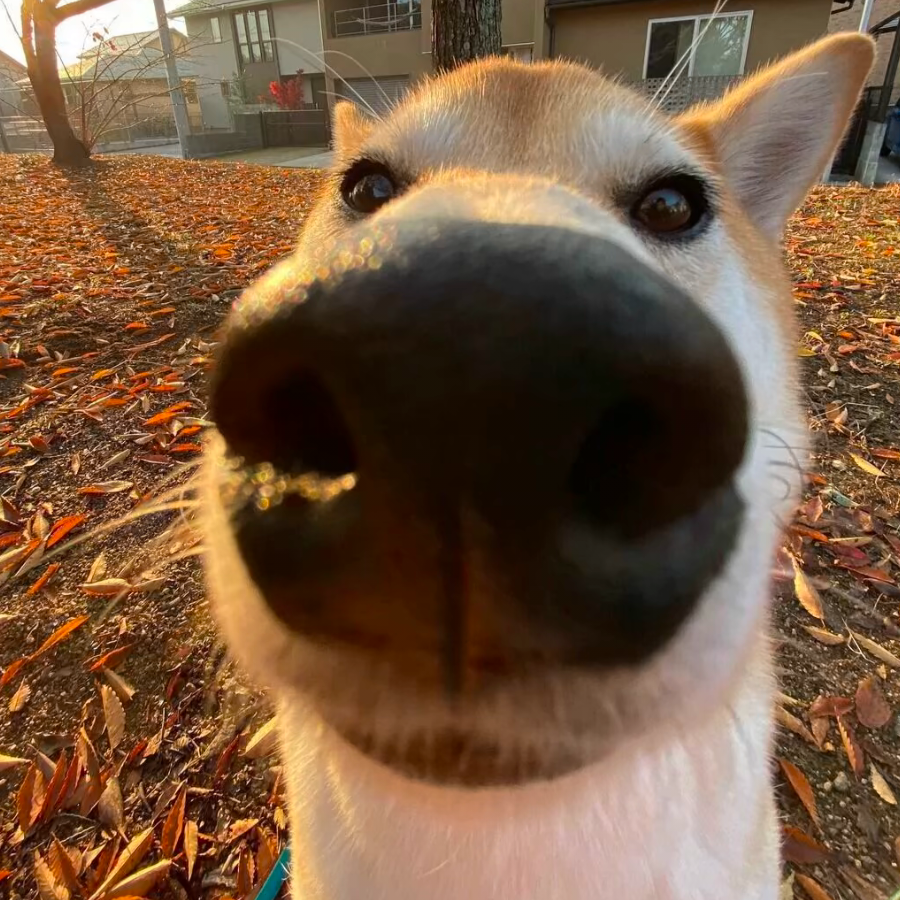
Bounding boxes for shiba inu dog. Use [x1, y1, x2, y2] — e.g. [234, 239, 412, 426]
[202, 32, 874, 900]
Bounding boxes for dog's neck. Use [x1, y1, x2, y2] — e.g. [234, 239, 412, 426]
[276, 651, 778, 900]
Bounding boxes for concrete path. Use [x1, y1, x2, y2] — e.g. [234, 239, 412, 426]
[101, 142, 334, 169]
[876, 154, 900, 184]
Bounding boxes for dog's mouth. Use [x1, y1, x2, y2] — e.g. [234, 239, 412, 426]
[334, 725, 586, 787]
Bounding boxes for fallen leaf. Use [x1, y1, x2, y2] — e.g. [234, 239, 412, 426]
[103, 860, 171, 900]
[34, 850, 69, 900]
[184, 820, 198, 880]
[17, 763, 37, 832]
[795, 873, 836, 900]
[870, 763, 897, 805]
[99, 450, 130, 471]
[31, 614, 90, 660]
[849, 453, 887, 477]
[779, 758, 820, 828]
[100, 684, 126, 751]
[47, 838, 80, 895]
[27, 563, 61, 596]
[89, 645, 131, 673]
[77, 481, 134, 495]
[89, 827, 154, 900]
[236, 845, 255, 896]
[775, 705, 817, 745]
[855, 676, 892, 728]
[81, 578, 131, 596]
[0, 656, 29, 688]
[0, 753, 29, 771]
[244, 716, 278, 759]
[781, 825, 830, 865]
[102, 668, 136, 704]
[97, 777, 125, 831]
[808, 695, 854, 719]
[46, 514, 87, 549]
[160, 786, 187, 858]
[8, 679, 30, 713]
[87, 551, 108, 583]
[228, 818, 260, 843]
[848, 630, 900, 668]
[837, 715, 865, 777]
[803, 625, 845, 646]
[792, 557, 824, 619]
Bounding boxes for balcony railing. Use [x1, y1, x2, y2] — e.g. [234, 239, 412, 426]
[332, 2, 422, 37]
[638, 74, 742, 113]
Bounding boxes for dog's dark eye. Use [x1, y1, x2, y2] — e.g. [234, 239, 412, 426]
[341, 163, 397, 214]
[632, 175, 709, 237]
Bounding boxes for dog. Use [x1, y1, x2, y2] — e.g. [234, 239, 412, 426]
[202, 33, 874, 900]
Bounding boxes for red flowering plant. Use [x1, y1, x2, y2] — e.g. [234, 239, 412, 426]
[269, 74, 304, 109]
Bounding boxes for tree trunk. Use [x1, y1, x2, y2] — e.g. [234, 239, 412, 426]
[22, 1, 91, 167]
[432, 0, 502, 72]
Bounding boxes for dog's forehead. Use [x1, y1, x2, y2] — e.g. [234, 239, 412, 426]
[371, 61, 705, 186]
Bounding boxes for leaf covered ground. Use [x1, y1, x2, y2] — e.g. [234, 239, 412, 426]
[0, 154, 898, 900]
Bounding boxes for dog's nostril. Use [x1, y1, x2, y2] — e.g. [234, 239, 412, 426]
[213, 360, 357, 476]
[569, 399, 671, 539]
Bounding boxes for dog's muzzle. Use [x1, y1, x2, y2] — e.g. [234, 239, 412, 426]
[210, 219, 748, 687]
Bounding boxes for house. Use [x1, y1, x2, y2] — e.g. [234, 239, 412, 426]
[0, 49, 27, 117]
[169, 0, 839, 127]
[53, 29, 202, 144]
[170, 0, 327, 130]
[830, 0, 900, 102]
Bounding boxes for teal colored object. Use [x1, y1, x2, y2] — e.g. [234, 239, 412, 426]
[255, 846, 291, 900]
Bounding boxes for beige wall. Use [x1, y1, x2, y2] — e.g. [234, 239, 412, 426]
[551, 0, 832, 81]
[275, 0, 326, 74]
[502, 0, 537, 47]
[184, 12, 239, 128]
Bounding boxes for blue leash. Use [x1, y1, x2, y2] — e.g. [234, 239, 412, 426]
[255, 846, 291, 900]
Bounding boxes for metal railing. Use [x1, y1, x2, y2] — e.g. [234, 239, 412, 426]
[332, 2, 422, 37]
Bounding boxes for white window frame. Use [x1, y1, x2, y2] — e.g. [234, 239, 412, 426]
[210, 16, 223, 42]
[642, 10, 753, 80]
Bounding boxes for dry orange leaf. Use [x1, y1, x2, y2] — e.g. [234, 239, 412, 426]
[100, 684, 126, 751]
[870, 763, 897, 805]
[837, 715, 865, 777]
[795, 873, 836, 900]
[803, 625, 844, 646]
[855, 676, 892, 729]
[775, 706, 817, 746]
[34, 850, 69, 900]
[31, 615, 90, 661]
[89, 827, 154, 900]
[184, 820, 199, 881]
[77, 481, 133, 496]
[103, 860, 171, 900]
[791, 557, 824, 619]
[160, 786, 187, 858]
[97, 777, 125, 831]
[102, 668, 136, 704]
[781, 825, 830, 865]
[47, 515, 87, 550]
[89, 645, 131, 673]
[47, 838, 80, 895]
[17, 764, 38, 833]
[0, 656, 29, 688]
[27, 563, 61, 596]
[779, 758, 820, 828]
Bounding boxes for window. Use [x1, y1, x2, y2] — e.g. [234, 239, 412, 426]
[210, 16, 222, 42]
[233, 8, 275, 65]
[644, 12, 752, 79]
[503, 45, 533, 64]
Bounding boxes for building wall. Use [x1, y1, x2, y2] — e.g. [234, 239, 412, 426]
[273, 0, 326, 75]
[0, 61, 24, 116]
[830, 0, 900, 100]
[184, 12, 239, 128]
[551, 0, 832, 82]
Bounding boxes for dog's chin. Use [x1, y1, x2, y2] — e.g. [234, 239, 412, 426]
[331, 722, 589, 787]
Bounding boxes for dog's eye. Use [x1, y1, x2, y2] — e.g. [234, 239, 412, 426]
[632, 175, 709, 237]
[341, 163, 398, 215]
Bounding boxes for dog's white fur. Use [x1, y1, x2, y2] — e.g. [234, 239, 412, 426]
[203, 35, 874, 900]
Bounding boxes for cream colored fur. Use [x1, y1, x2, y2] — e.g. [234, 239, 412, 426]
[203, 34, 874, 900]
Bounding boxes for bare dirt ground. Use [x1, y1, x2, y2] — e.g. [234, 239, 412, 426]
[0, 154, 899, 900]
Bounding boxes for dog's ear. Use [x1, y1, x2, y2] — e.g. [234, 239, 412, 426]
[680, 34, 875, 237]
[332, 101, 374, 157]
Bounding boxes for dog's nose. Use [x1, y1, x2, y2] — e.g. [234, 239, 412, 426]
[211, 220, 748, 667]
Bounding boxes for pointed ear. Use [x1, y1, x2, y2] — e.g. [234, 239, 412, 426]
[679, 34, 875, 237]
[332, 100, 374, 157]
